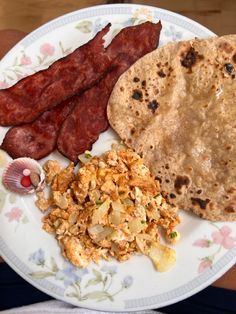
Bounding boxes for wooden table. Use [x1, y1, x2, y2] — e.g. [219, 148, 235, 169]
[0, 0, 235, 35]
[0, 0, 236, 291]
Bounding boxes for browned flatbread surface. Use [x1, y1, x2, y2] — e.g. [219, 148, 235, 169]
[107, 35, 236, 221]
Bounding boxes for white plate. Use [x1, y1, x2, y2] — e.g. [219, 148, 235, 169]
[0, 4, 236, 312]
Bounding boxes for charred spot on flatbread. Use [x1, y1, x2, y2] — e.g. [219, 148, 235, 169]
[147, 100, 159, 113]
[141, 80, 147, 87]
[174, 175, 190, 194]
[107, 35, 236, 221]
[232, 53, 236, 63]
[132, 89, 143, 101]
[157, 70, 166, 78]
[191, 197, 210, 210]
[181, 47, 203, 70]
[224, 63, 235, 75]
[155, 176, 162, 183]
[218, 41, 234, 53]
[225, 206, 236, 213]
[130, 127, 136, 135]
[133, 77, 140, 82]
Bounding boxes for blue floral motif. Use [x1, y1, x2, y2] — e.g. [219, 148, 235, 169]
[121, 275, 133, 289]
[92, 18, 110, 36]
[101, 265, 117, 276]
[164, 25, 183, 41]
[29, 250, 133, 302]
[120, 18, 134, 28]
[55, 261, 88, 287]
[29, 248, 45, 266]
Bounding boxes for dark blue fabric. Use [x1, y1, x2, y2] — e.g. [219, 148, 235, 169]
[1, 262, 236, 313]
[0, 263, 52, 310]
[158, 286, 236, 314]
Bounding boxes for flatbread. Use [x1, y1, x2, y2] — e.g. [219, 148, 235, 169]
[107, 35, 236, 221]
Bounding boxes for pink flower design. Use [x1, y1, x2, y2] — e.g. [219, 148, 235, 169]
[0, 81, 9, 89]
[40, 43, 55, 56]
[193, 239, 211, 248]
[198, 258, 213, 273]
[211, 226, 235, 249]
[20, 54, 32, 65]
[16, 73, 27, 80]
[5, 207, 23, 222]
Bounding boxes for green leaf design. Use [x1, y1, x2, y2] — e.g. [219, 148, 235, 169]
[21, 215, 29, 224]
[130, 17, 137, 25]
[105, 294, 114, 302]
[13, 69, 24, 74]
[8, 193, 17, 204]
[83, 290, 112, 301]
[50, 256, 59, 272]
[137, 18, 147, 25]
[75, 21, 93, 33]
[103, 275, 109, 287]
[6, 74, 14, 80]
[37, 55, 42, 64]
[42, 60, 55, 68]
[64, 48, 72, 55]
[85, 278, 101, 288]
[66, 292, 79, 298]
[13, 56, 18, 66]
[29, 271, 54, 279]
[130, 17, 147, 26]
[92, 268, 103, 281]
[59, 41, 65, 54]
[0, 190, 7, 213]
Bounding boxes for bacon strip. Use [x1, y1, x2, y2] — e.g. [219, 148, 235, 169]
[57, 54, 132, 162]
[106, 21, 162, 61]
[57, 21, 162, 162]
[1, 21, 162, 161]
[0, 24, 111, 126]
[1, 97, 75, 159]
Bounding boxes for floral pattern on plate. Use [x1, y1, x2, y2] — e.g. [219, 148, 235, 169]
[1, 4, 233, 312]
[4, 206, 29, 230]
[193, 224, 236, 273]
[0, 41, 74, 88]
[0, 150, 18, 214]
[29, 248, 133, 302]
[0, 8, 154, 89]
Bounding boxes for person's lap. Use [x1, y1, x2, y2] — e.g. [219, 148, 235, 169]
[1, 262, 236, 313]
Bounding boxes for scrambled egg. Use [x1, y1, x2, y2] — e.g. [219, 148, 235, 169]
[37, 147, 180, 271]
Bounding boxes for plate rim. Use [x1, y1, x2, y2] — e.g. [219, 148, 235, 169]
[1, 3, 216, 63]
[1, 235, 236, 312]
[1, 3, 235, 312]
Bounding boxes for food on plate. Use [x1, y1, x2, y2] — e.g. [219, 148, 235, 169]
[57, 54, 133, 162]
[1, 96, 75, 160]
[0, 21, 162, 162]
[57, 21, 162, 162]
[0, 24, 112, 126]
[38, 147, 180, 271]
[107, 34, 236, 221]
[105, 21, 162, 63]
[2, 157, 45, 194]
